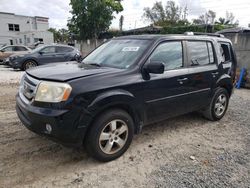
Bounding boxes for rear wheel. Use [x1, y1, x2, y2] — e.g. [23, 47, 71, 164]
[202, 88, 229, 121]
[85, 109, 134, 162]
[22, 60, 37, 71]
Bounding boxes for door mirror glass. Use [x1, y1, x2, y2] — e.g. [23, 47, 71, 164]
[144, 61, 164, 74]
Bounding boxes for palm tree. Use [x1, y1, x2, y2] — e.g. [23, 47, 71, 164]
[215, 17, 230, 25]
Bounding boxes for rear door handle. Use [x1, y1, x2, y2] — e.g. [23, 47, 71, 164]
[177, 78, 188, 84]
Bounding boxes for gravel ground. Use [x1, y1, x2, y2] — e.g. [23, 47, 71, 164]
[0, 65, 24, 84]
[0, 65, 249, 187]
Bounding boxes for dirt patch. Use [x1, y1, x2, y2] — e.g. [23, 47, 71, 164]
[0, 82, 249, 187]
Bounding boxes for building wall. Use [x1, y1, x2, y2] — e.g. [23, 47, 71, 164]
[0, 12, 52, 46]
[223, 33, 250, 70]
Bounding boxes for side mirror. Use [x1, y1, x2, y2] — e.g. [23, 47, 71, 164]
[144, 61, 165, 74]
[39, 51, 45, 55]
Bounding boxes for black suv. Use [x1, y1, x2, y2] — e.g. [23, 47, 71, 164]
[16, 34, 236, 162]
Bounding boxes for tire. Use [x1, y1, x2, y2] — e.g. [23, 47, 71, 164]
[202, 87, 229, 121]
[22, 60, 37, 71]
[85, 109, 134, 162]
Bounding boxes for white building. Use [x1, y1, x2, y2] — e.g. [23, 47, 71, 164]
[0, 12, 54, 46]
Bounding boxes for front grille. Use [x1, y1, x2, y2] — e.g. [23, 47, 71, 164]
[20, 74, 40, 101]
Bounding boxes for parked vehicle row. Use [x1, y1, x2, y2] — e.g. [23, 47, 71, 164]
[1, 44, 81, 70]
[0, 45, 31, 64]
[16, 33, 237, 162]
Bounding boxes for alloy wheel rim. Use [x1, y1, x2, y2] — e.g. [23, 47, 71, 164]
[99, 119, 128, 155]
[214, 94, 227, 117]
[25, 61, 36, 69]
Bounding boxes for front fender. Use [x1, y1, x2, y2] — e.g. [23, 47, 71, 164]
[87, 89, 144, 133]
[88, 89, 136, 112]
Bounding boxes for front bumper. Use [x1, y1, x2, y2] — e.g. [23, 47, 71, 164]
[9, 60, 22, 69]
[16, 94, 87, 147]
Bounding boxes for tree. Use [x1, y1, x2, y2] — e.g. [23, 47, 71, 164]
[48, 28, 61, 42]
[119, 15, 124, 31]
[48, 28, 70, 43]
[192, 10, 216, 25]
[215, 12, 239, 26]
[215, 17, 230, 25]
[143, 1, 188, 26]
[68, 0, 123, 41]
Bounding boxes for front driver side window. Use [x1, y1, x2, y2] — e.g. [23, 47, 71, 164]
[150, 41, 183, 71]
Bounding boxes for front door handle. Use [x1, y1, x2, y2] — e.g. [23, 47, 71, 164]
[212, 72, 219, 77]
[177, 78, 188, 84]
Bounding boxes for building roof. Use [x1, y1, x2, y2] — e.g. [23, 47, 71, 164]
[0, 12, 49, 19]
[216, 27, 250, 34]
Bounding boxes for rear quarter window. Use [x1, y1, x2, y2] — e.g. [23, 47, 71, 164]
[219, 42, 232, 63]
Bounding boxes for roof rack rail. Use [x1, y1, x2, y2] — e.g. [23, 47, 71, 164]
[184, 32, 224, 38]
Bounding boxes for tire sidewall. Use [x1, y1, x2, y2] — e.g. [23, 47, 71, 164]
[23, 60, 37, 71]
[211, 88, 229, 120]
[85, 109, 134, 162]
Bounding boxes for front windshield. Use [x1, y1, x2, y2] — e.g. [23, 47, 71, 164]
[83, 39, 150, 69]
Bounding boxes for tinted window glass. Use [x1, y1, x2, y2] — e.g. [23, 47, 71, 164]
[150, 41, 183, 70]
[40, 46, 56, 53]
[220, 43, 231, 63]
[57, 46, 73, 53]
[14, 46, 28, 51]
[188, 41, 210, 66]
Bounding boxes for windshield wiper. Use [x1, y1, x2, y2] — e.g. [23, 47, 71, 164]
[82, 61, 102, 67]
[88, 63, 101, 67]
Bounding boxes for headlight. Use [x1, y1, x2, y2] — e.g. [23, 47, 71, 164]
[35, 81, 72, 103]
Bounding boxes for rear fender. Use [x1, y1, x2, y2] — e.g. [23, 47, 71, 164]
[215, 74, 233, 96]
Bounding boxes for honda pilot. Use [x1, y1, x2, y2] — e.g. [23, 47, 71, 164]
[16, 34, 236, 162]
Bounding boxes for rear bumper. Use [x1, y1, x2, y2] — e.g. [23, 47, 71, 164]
[16, 94, 87, 147]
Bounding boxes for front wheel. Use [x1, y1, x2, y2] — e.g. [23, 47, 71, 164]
[22, 60, 37, 71]
[202, 88, 229, 121]
[85, 109, 134, 162]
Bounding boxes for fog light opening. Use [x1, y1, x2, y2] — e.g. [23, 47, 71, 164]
[45, 124, 52, 134]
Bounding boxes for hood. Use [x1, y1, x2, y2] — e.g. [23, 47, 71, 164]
[26, 62, 121, 82]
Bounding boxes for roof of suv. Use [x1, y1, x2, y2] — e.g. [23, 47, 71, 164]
[37, 44, 76, 49]
[115, 34, 232, 43]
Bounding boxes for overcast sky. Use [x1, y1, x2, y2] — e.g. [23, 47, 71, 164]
[0, 0, 249, 30]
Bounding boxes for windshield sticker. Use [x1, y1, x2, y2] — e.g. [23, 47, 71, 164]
[122, 47, 140, 52]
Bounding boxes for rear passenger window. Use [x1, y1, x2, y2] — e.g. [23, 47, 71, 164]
[220, 43, 231, 63]
[187, 41, 214, 66]
[150, 41, 183, 70]
[14, 46, 28, 51]
[57, 46, 73, 53]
